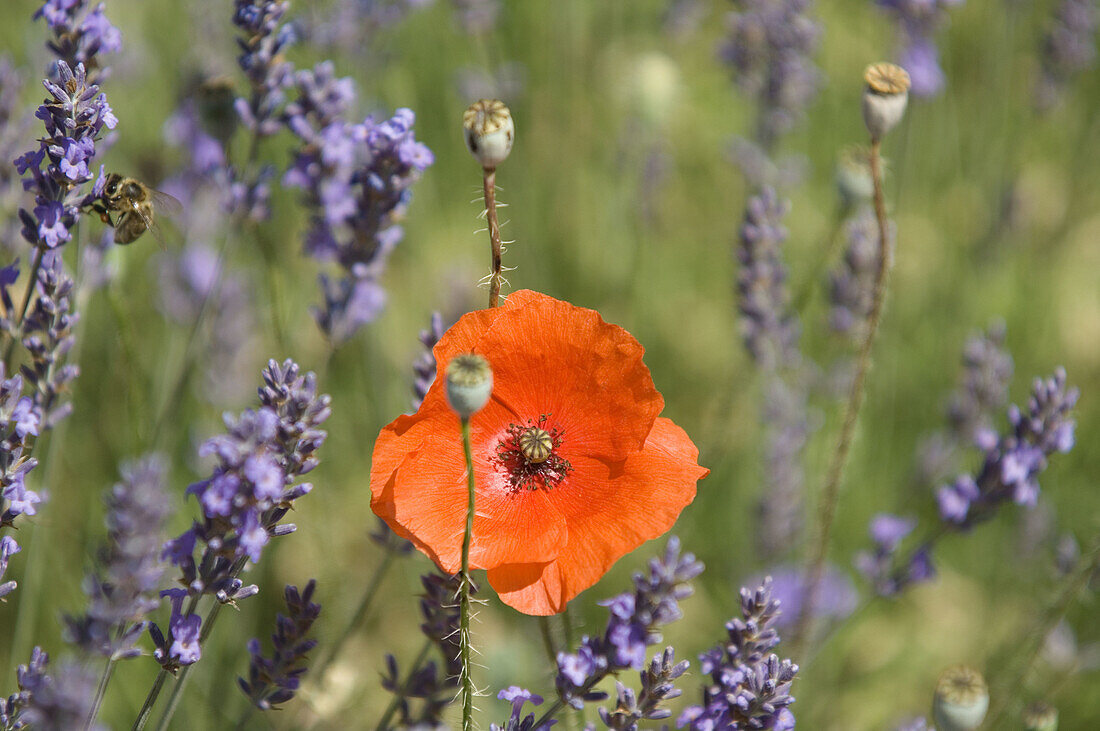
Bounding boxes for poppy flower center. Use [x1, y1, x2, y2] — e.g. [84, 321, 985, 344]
[494, 415, 572, 492]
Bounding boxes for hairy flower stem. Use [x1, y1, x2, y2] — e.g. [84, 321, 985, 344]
[313, 542, 397, 680]
[985, 532, 1100, 727]
[2, 247, 45, 366]
[483, 168, 503, 308]
[459, 417, 477, 731]
[374, 638, 433, 731]
[794, 140, 892, 656]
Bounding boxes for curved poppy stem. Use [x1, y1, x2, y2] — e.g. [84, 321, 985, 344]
[459, 417, 477, 731]
[794, 139, 892, 657]
[482, 167, 503, 308]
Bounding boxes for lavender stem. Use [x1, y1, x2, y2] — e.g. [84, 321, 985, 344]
[795, 139, 893, 655]
[2, 247, 44, 366]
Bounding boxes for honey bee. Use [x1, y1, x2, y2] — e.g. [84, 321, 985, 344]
[95, 173, 182, 246]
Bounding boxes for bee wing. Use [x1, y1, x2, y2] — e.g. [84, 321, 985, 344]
[126, 200, 169, 250]
[148, 189, 184, 218]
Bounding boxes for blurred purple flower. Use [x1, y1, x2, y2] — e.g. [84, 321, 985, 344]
[492, 686, 553, 731]
[748, 564, 857, 629]
[719, 0, 821, 157]
[19, 659, 101, 731]
[737, 188, 812, 558]
[453, 0, 501, 33]
[34, 0, 122, 82]
[855, 512, 934, 596]
[0, 646, 49, 728]
[64, 455, 172, 661]
[876, 0, 962, 97]
[1036, 0, 1098, 110]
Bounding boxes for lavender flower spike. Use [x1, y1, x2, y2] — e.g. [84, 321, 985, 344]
[238, 580, 322, 710]
[599, 647, 689, 730]
[0, 362, 42, 552]
[554, 537, 703, 712]
[719, 0, 821, 155]
[20, 660, 102, 731]
[64, 455, 172, 660]
[876, 0, 963, 96]
[152, 360, 330, 672]
[678, 577, 799, 730]
[0, 646, 49, 728]
[34, 0, 123, 81]
[1036, 0, 1098, 111]
[937, 368, 1078, 528]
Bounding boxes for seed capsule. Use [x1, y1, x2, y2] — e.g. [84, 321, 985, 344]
[1023, 702, 1058, 731]
[445, 353, 493, 420]
[463, 99, 514, 170]
[861, 62, 910, 142]
[932, 665, 989, 731]
[518, 427, 553, 463]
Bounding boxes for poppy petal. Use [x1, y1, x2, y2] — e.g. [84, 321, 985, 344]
[382, 434, 569, 573]
[486, 418, 706, 614]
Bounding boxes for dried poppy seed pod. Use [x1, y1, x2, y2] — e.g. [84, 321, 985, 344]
[463, 99, 514, 170]
[446, 353, 493, 420]
[932, 665, 989, 731]
[862, 63, 910, 142]
[1023, 702, 1058, 731]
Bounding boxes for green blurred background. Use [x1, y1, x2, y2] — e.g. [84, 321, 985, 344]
[0, 0, 1098, 727]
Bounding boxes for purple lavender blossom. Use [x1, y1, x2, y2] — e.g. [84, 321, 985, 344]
[0, 362, 42, 551]
[855, 513, 935, 596]
[306, 0, 433, 54]
[828, 209, 893, 342]
[15, 61, 115, 252]
[0, 57, 30, 253]
[0, 646, 49, 728]
[233, 0, 296, 139]
[19, 253, 80, 429]
[748, 564, 857, 628]
[19, 659, 101, 731]
[381, 571, 474, 725]
[0, 536, 20, 599]
[1036, 0, 1098, 110]
[737, 188, 811, 558]
[492, 687, 555, 731]
[151, 588, 203, 668]
[554, 537, 702, 712]
[599, 647, 689, 730]
[34, 0, 122, 82]
[678, 577, 799, 730]
[283, 83, 434, 342]
[937, 368, 1077, 528]
[916, 323, 1013, 487]
[153, 360, 330, 672]
[64, 455, 172, 661]
[411, 311, 444, 410]
[876, 0, 963, 97]
[238, 580, 321, 710]
[719, 0, 821, 156]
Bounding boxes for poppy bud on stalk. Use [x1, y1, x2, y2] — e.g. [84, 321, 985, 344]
[862, 62, 910, 142]
[463, 99, 514, 170]
[446, 353, 493, 420]
[932, 665, 989, 731]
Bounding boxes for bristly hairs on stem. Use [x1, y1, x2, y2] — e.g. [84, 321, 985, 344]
[794, 63, 910, 658]
[463, 99, 515, 309]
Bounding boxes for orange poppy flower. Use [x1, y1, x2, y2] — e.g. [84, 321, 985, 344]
[370, 290, 708, 615]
